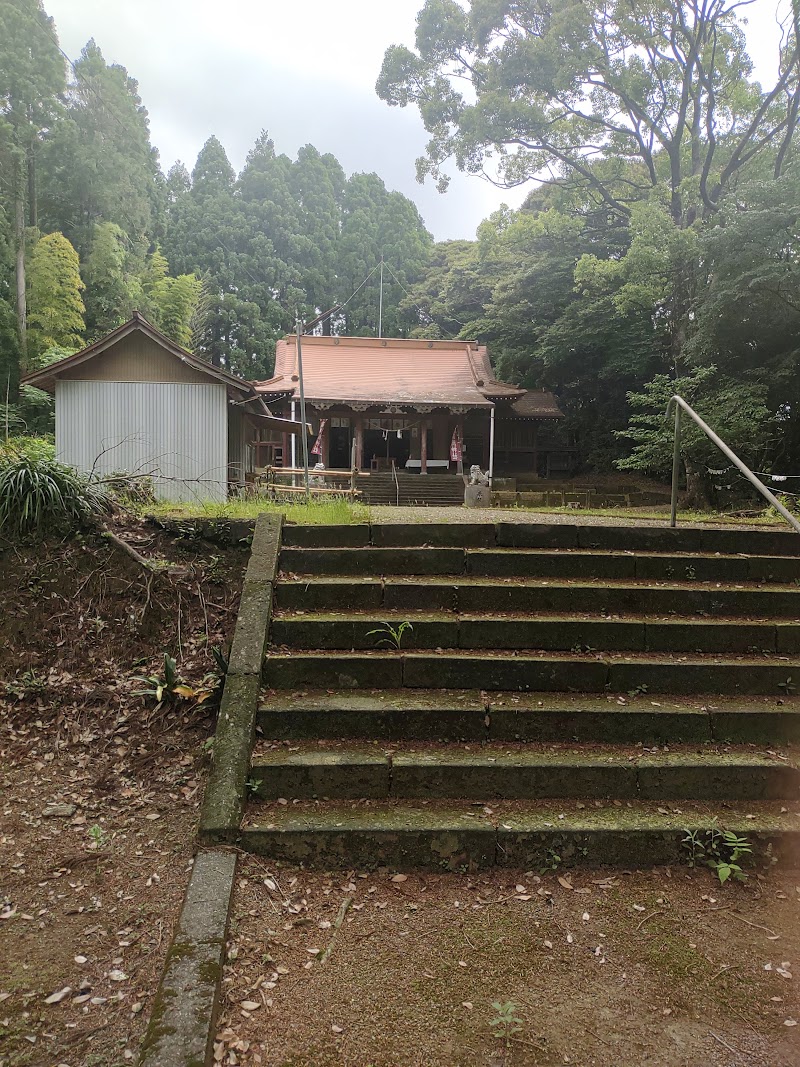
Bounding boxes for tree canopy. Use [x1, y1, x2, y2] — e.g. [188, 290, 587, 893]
[379, 0, 800, 490]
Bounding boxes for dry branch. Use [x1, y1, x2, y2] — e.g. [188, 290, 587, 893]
[101, 529, 187, 577]
[317, 895, 354, 966]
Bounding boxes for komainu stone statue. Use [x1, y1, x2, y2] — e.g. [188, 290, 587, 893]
[465, 465, 491, 507]
[309, 462, 326, 489]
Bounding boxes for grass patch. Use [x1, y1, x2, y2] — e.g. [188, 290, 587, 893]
[507, 504, 785, 525]
[147, 494, 371, 525]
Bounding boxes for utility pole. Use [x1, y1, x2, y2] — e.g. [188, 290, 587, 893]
[378, 255, 384, 339]
[295, 316, 310, 500]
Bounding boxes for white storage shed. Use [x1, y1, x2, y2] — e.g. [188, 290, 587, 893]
[22, 313, 299, 502]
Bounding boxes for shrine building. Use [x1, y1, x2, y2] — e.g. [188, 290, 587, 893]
[253, 335, 568, 479]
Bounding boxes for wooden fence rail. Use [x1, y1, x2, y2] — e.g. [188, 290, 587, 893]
[252, 465, 361, 498]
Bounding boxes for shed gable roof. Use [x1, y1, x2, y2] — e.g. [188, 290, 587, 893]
[21, 312, 255, 398]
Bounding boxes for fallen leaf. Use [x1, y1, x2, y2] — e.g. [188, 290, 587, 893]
[391, 874, 407, 883]
[45, 988, 71, 1004]
[557, 876, 574, 891]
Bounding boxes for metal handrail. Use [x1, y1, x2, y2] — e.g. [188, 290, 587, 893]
[667, 394, 800, 533]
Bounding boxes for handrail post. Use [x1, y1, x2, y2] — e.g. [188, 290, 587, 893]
[665, 394, 800, 535]
[670, 403, 681, 528]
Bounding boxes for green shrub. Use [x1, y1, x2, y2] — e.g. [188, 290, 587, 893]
[0, 454, 111, 538]
[0, 385, 55, 436]
[0, 435, 56, 463]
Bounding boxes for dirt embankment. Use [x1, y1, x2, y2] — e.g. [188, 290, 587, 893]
[0, 520, 248, 1067]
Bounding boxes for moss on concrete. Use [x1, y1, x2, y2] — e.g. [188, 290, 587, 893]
[139, 851, 236, 1067]
[199, 673, 262, 840]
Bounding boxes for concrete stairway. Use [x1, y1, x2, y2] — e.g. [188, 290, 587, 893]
[243, 521, 800, 869]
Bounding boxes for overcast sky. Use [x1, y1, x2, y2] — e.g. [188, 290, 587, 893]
[44, 0, 788, 242]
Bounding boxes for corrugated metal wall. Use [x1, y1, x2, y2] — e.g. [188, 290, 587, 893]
[55, 381, 228, 502]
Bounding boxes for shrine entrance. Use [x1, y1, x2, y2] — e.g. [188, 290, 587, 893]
[363, 417, 412, 471]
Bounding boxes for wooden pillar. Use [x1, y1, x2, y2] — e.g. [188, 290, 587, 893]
[532, 422, 539, 478]
[420, 418, 428, 474]
[354, 414, 364, 471]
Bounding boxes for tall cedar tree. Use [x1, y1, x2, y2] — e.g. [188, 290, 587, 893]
[0, 0, 65, 370]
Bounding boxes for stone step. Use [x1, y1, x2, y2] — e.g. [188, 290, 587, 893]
[262, 650, 800, 696]
[357, 477, 465, 507]
[270, 613, 800, 654]
[281, 521, 800, 555]
[256, 690, 800, 744]
[278, 546, 800, 583]
[248, 744, 800, 801]
[239, 799, 800, 869]
[275, 576, 800, 617]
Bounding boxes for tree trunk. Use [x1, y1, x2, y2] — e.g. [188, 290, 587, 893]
[14, 163, 27, 368]
[27, 108, 37, 229]
[683, 455, 714, 510]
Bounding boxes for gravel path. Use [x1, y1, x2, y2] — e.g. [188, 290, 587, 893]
[367, 504, 783, 532]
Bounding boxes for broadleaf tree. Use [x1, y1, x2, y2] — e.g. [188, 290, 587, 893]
[377, 0, 800, 493]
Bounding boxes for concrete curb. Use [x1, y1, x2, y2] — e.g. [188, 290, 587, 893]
[140, 515, 283, 1065]
[138, 849, 236, 1067]
[200, 511, 282, 842]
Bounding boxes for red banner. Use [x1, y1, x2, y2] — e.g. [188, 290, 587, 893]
[311, 418, 327, 456]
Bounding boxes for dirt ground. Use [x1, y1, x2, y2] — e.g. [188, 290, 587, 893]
[0, 521, 248, 1067]
[216, 861, 800, 1067]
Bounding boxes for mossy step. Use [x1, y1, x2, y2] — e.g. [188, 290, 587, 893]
[281, 521, 800, 556]
[270, 613, 800, 654]
[259, 689, 490, 740]
[262, 650, 800, 697]
[239, 800, 800, 869]
[278, 547, 800, 583]
[257, 690, 800, 744]
[276, 575, 800, 617]
[248, 745, 800, 801]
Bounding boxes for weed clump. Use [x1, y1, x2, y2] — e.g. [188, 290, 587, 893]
[0, 452, 111, 538]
